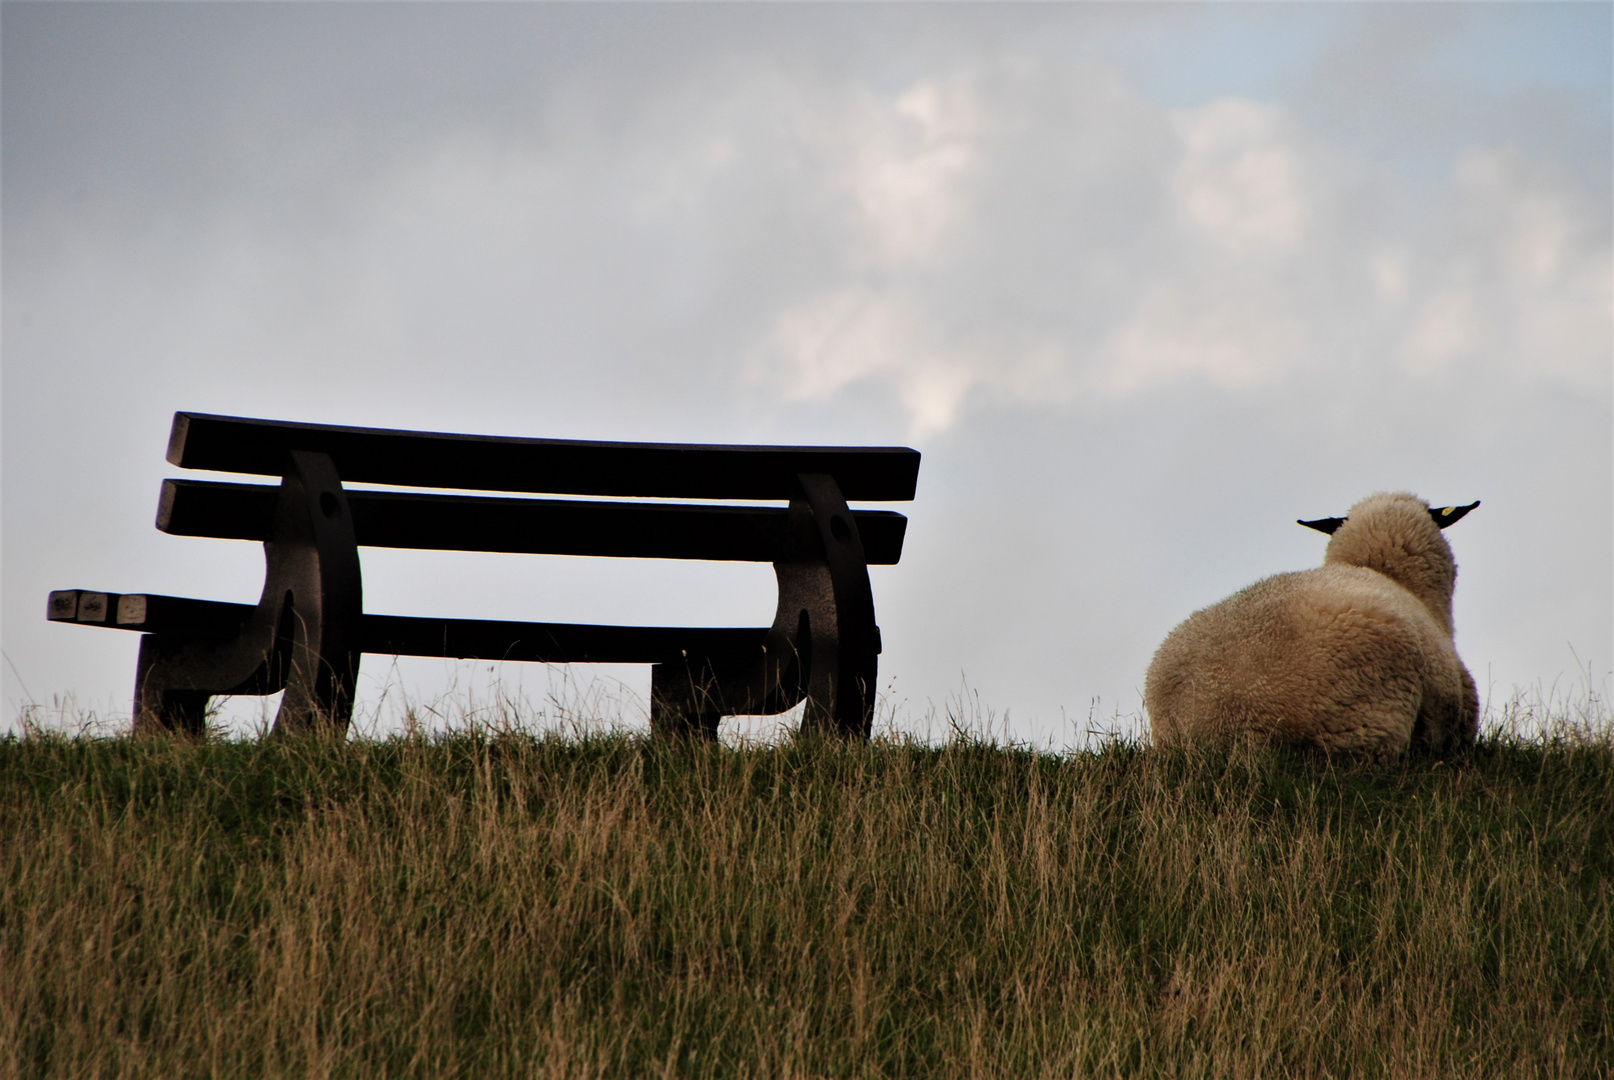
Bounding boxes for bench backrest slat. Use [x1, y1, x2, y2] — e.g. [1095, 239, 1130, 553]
[158, 480, 910, 564]
[169, 413, 921, 501]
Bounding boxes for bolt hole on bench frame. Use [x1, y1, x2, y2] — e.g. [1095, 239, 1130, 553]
[47, 412, 921, 740]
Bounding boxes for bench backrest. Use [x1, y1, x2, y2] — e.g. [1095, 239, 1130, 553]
[161, 413, 919, 564]
[168, 413, 921, 500]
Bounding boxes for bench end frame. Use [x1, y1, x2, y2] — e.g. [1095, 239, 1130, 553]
[133, 451, 363, 736]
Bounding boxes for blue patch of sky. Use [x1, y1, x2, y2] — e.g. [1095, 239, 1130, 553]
[1119, 4, 1354, 110]
[1121, 3, 1610, 112]
[1411, 3, 1613, 185]
[1418, 2, 1612, 99]
[1113, 3, 1610, 184]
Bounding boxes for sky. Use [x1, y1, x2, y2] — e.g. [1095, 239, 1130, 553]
[4, 2, 1610, 745]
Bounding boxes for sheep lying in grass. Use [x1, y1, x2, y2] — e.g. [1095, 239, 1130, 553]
[1145, 493, 1480, 758]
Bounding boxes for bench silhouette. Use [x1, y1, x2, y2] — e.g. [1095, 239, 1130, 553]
[48, 412, 920, 738]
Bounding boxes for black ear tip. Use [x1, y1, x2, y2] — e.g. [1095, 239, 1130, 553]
[1430, 500, 1480, 528]
[1298, 516, 1347, 535]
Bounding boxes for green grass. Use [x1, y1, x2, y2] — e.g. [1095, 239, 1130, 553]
[2, 714, 1611, 1078]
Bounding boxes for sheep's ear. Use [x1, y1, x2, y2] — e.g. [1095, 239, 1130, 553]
[1429, 501, 1479, 529]
[1297, 516, 1347, 535]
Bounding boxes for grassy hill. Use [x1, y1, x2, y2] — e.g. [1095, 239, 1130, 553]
[3, 714, 1610, 1078]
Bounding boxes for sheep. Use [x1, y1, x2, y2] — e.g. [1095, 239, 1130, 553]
[1144, 492, 1480, 758]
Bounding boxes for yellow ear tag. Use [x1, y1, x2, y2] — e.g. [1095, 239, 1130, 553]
[1441, 506, 1456, 516]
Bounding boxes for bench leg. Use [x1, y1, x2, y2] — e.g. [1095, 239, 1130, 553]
[789, 473, 880, 737]
[132, 450, 363, 737]
[649, 658, 738, 740]
[268, 451, 363, 735]
[646, 473, 882, 741]
[132, 635, 213, 736]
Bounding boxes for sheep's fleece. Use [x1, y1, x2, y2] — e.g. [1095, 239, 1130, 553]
[1145, 493, 1479, 757]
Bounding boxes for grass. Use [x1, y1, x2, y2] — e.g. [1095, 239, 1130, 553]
[1, 701, 1611, 1078]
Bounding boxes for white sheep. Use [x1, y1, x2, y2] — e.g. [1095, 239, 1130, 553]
[1144, 492, 1480, 758]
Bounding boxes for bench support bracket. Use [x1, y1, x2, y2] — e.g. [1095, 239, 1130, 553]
[133, 451, 363, 736]
[650, 471, 879, 739]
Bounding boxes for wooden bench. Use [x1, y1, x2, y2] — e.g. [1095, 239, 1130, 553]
[47, 412, 920, 739]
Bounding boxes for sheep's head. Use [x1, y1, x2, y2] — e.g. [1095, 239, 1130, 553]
[1300, 492, 1477, 634]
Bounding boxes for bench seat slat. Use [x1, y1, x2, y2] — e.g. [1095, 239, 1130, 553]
[363, 615, 766, 664]
[169, 412, 921, 501]
[157, 480, 909, 564]
[48, 590, 769, 664]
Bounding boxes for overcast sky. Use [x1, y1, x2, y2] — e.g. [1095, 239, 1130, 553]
[4, 2, 1610, 744]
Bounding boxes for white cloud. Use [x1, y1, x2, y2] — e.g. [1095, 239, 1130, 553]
[1170, 98, 1309, 259]
[738, 69, 1609, 430]
[753, 284, 1063, 438]
[760, 286, 915, 401]
[849, 78, 983, 268]
[1371, 249, 1412, 304]
[1401, 283, 1479, 377]
[1397, 147, 1612, 386]
[1461, 149, 1613, 388]
[746, 69, 1069, 437]
[1095, 281, 1306, 394]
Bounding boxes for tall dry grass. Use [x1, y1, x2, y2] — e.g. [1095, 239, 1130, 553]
[2, 704, 1610, 1078]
